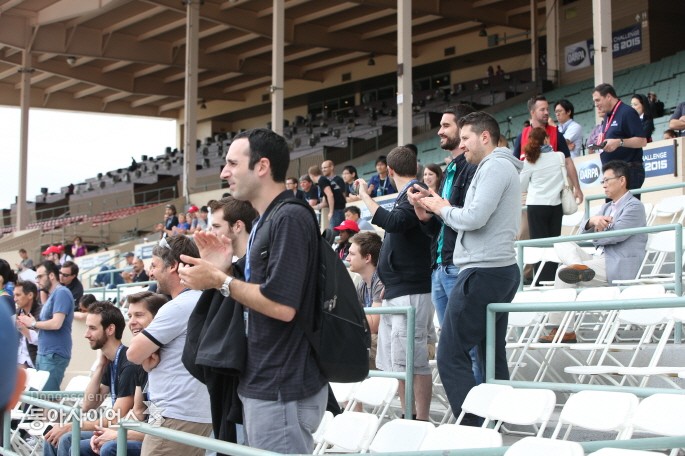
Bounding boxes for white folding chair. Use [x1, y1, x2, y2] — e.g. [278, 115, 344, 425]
[313, 411, 334, 445]
[625, 393, 685, 456]
[344, 377, 398, 421]
[550, 390, 639, 441]
[487, 388, 556, 437]
[505, 436, 584, 456]
[588, 449, 662, 456]
[368, 419, 434, 453]
[313, 411, 379, 454]
[330, 382, 360, 406]
[419, 423, 502, 450]
[453, 383, 513, 425]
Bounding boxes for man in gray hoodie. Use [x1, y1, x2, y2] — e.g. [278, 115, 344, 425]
[420, 112, 522, 425]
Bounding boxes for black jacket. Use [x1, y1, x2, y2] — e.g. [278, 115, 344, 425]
[372, 182, 432, 299]
[421, 154, 477, 267]
[182, 258, 246, 448]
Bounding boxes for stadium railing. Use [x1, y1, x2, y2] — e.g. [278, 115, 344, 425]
[583, 181, 685, 220]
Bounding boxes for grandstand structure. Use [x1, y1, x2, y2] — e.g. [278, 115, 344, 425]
[3, 1, 685, 454]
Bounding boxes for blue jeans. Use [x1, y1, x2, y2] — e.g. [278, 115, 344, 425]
[36, 353, 70, 392]
[95, 266, 125, 289]
[437, 265, 519, 419]
[329, 209, 345, 230]
[432, 264, 484, 385]
[44, 431, 93, 456]
[80, 436, 142, 456]
[239, 384, 327, 453]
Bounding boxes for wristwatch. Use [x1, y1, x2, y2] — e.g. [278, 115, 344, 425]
[619, 139, 624, 147]
[219, 275, 233, 297]
[29, 319, 37, 330]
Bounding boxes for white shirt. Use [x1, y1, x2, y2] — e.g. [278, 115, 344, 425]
[559, 119, 583, 158]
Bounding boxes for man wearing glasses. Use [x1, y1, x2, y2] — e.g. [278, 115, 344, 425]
[554, 160, 647, 288]
[59, 261, 83, 309]
[17, 261, 74, 392]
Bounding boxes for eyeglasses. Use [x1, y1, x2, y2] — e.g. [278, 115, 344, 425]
[600, 176, 621, 185]
[59, 272, 74, 277]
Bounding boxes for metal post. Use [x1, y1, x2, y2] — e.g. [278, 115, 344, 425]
[117, 425, 128, 456]
[404, 306, 415, 420]
[271, 0, 284, 135]
[182, 0, 200, 200]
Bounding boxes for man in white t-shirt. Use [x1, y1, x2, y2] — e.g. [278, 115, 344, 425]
[127, 235, 212, 456]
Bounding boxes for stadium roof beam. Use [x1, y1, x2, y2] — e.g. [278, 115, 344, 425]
[347, 0, 529, 30]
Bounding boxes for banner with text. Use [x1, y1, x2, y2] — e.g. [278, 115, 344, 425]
[565, 24, 642, 72]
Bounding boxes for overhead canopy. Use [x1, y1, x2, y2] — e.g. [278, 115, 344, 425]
[0, 0, 535, 119]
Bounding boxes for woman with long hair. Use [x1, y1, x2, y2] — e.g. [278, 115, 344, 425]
[14, 280, 41, 368]
[422, 163, 443, 193]
[520, 127, 566, 284]
[71, 236, 87, 258]
[631, 93, 654, 142]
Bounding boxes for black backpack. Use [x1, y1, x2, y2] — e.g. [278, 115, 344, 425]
[261, 198, 371, 383]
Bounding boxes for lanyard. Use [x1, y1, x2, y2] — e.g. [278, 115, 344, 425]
[599, 100, 622, 144]
[244, 216, 262, 282]
[110, 344, 124, 407]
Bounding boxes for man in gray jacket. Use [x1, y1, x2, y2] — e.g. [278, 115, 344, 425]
[420, 112, 522, 425]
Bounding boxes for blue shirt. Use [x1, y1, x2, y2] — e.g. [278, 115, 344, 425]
[600, 101, 645, 165]
[38, 285, 74, 359]
[367, 174, 397, 197]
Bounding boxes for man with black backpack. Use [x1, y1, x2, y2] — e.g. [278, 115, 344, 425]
[178, 128, 327, 453]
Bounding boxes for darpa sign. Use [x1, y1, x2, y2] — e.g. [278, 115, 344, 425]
[564, 42, 590, 72]
[579, 162, 601, 186]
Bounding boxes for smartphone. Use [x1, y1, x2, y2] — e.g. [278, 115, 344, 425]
[588, 141, 607, 150]
[43, 424, 53, 436]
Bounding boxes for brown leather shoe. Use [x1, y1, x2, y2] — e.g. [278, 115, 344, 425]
[538, 328, 577, 343]
[558, 264, 596, 284]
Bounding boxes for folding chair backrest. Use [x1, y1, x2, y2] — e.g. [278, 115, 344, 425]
[27, 370, 50, 392]
[368, 419, 434, 453]
[488, 388, 556, 437]
[620, 284, 666, 300]
[630, 393, 685, 437]
[315, 411, 379, 453]
[457, 383, 513, 424]
[345, 377, 398, 420]
[505, 436, 584, 456]
[551, 390, 639, 440]
[419, 424, 502, 450]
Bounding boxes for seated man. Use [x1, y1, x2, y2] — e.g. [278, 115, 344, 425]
[543, 160, 648, 342]
[44, 302, 138, 456]
[333, 219, 359, 260]
[344, 206, 375, 231]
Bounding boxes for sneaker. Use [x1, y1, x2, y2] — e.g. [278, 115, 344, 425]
[538, 328, 577, 343]
[558, 264, 595, 284]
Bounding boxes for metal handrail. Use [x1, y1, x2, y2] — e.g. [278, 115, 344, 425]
[485, 295, 685, 397]
[583, 181, 685, 219]
[515, 223, 683, 295]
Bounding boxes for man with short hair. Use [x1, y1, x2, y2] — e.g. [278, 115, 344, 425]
[17, 248, 33, 271]
[591, 83, 648, 196]
[178, 128, 327, 453]
[308, 160, 346, 229]
[555, 99, 583, 157]
[367, 155, 397, 197]
[356, 146, 434, 421]
[128, 258, 149, 283]
[346, 231, 384, 369]
[344, 206, 375, 231]
[285, 176, 307, 201]
[17, 261, 73, 392]
[59, 260, 83, 307]
[541, 160, 648, 343]
[420, 112, 522, 424]
[43, 301, 139, 456]
[87, 291, 168, 456]
[127, 236, 212, 456]
[668, 100, 685, 136]
[555, 160, 647, 286]
[409, 104, 483, 384]
[299, 175, 319, 208]
[514, 95, 583, 202]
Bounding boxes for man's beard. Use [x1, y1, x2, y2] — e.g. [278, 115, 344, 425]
[441, 136, 460, 151]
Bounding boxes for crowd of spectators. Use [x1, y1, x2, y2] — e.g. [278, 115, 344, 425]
[1, 79, 683, 455]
